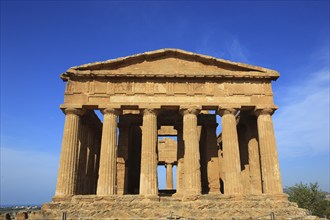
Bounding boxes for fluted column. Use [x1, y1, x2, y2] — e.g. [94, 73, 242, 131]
[175, 122, 184, 194]
[248, 137, 262, 194]
[117, 122, 130, 195]
[92, 131, 102, 194]
[255, 108, 283, 194]
[204, 120, 220, 193]
[181, 106, 201, 195]
[55, 108, 84, 197]
[166, 163, 173, 190]
[218, 108, 243, 195]
[85, 130, 94, 194]
[97, 108, 120, 195]
[139, 108, 158, 195]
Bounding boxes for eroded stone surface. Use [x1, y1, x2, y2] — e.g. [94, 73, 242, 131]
[28, 195, 318, 220]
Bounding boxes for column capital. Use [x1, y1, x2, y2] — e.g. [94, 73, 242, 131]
[62, 108, 85, 116]
[101, 108, 121, 115]
[165, 162, 174, 166]
[179, 106, 201, 116]
[217, 107, 238, 117]
[254, 108, 275, 116]
[141, 108, 159, 116]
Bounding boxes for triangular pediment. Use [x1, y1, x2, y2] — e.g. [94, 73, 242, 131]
[62, 49, 279, 80]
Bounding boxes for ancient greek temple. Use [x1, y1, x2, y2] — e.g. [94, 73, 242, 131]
[32, 49, 310, 219]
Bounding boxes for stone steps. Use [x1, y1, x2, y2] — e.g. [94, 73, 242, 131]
[27, 195, 318, 220]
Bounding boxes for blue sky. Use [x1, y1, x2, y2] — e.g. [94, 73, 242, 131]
[1, 1, 329, 206]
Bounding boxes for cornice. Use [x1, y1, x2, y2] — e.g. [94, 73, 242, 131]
[60, 48, 280, 82]
[61, 71, 278, 82]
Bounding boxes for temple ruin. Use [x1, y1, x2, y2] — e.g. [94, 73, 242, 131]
[31, 49, 312, 219]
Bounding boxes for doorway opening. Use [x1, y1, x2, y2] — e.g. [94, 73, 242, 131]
[157, 134, 177, 196]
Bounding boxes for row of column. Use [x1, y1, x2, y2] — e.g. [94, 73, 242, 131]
[55, 106, 282, 197]
[218, 108, 282, 195]
[55, 109, 102, 196]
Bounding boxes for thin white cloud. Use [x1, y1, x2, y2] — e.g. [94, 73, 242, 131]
[194, 31, 249, 62]
[225, 38, 250, 63]
[273, 68, 330, 158]
[194, 31, 226, 59]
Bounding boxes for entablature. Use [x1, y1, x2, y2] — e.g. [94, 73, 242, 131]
[64, 78, 274, 97]
[60, 49, 279, 111]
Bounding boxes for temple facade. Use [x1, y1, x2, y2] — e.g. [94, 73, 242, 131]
[54, 48, 283, 199]
[23, 49, 316, 220]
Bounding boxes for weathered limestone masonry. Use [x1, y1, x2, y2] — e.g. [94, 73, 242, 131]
[28, 49, 316, 219]
[97, 108, 120, 195]
[139, 108, 159, 195]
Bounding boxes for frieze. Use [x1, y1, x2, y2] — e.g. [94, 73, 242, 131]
[64, 91, 275, 107]
[89, 81, 95, 94]
[106, 82, 114, 95]
[64, 79, 273, 98]
[65, 81, 74, 94]
[166, 82, 174, 95]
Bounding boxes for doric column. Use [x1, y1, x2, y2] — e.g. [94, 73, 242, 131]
[76, 121, 88, 195]
[139, 108, 158, 195]
[117, 120, 130, 195]
[218, 140, 224, 194]
[255, 108, 283, 194]
[84, 130, 94, 194]
[204, 119, 220, 193]
[174, 122, 184, 194]
[92, 131, 102, 194]
[166, 163, 173, 190]
[97, 108, 120, 195]
[248, 137, 262, 194]
[55, 108, 84, 196]
[218, 108, 243, 195]
[180, 106, 202, 195]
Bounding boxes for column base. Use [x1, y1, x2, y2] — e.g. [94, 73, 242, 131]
[52, 195, 73, 202]
[184, 189, 201, 196]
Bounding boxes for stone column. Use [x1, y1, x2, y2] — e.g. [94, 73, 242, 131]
[218, 140, 224, 194]
[84, 130, 94, 194]
[92, 132, 102, 194]
[204, 119, 220, 193]
[117, 121, 130, 195]
[76, 122, 88, 195]
[166, 163, 173, 190]
[97, 108, 120, 195]
[181, 106, 202, 195]
[139, 108, 158, 195]
[248, 138, 262, 194]
[175, 122, 184, 194]
[55, 108, 84, 197]
[218, 108, 243, 195]
[255, 108, 283, 194]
